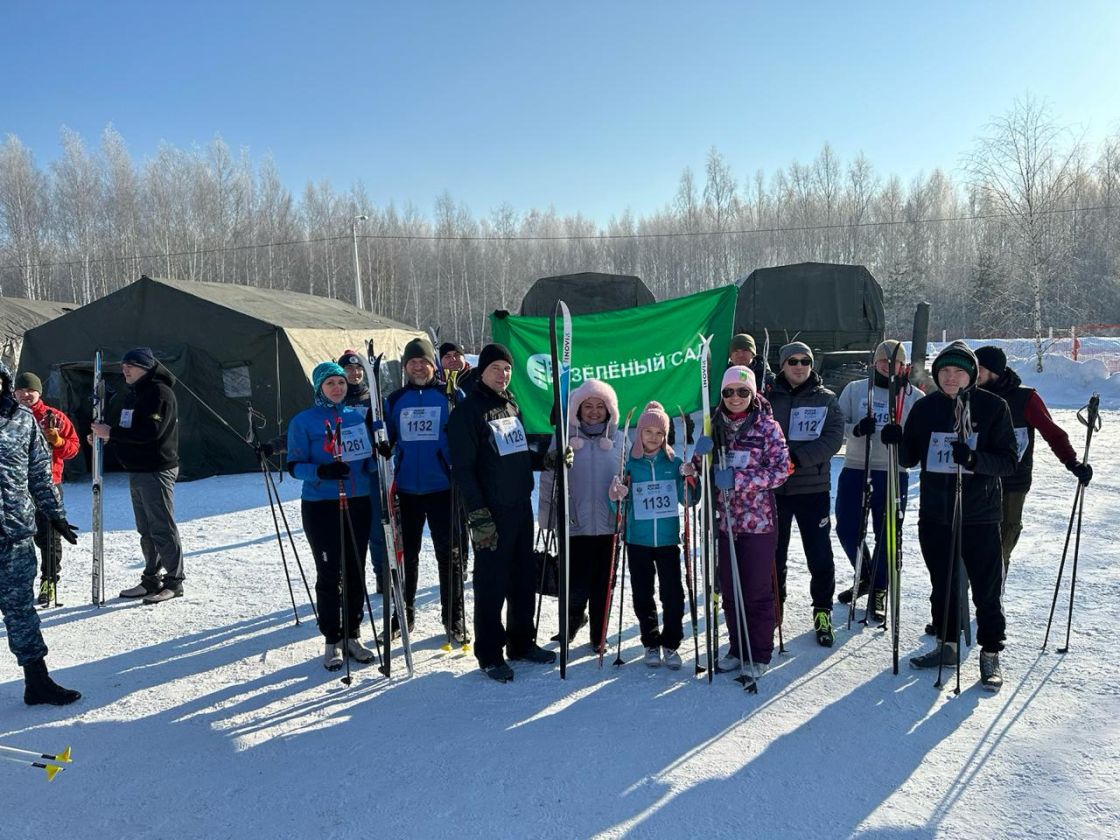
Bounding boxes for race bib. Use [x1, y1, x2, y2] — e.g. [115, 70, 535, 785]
[401, 406, 440, 442]
[632, 481, 679, 521]
[858, 398, 891, 427]
[928, 431, 978, 475]
[1014, 427, 1029, 462]
[119, 409, 134, 429]
[727, 449, 753, 469]
[789, 406, 827, 441]
[337, 424, 373, 462]
[489, 416, 528, 456]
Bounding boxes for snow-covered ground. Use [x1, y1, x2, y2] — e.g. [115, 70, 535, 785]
[2, 404, 1117, 837]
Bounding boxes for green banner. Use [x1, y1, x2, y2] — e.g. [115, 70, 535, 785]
[489, 285, 737, 434]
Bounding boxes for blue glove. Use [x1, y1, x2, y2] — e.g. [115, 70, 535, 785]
[713, 467, 734, 491]
[693, 435, 714, 457]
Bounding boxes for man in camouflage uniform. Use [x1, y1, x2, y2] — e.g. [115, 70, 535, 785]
[0, 362, 81, 705]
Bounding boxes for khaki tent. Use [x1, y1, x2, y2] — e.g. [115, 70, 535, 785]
[20, 275, 422, 480]
[1, 297, 76, 370]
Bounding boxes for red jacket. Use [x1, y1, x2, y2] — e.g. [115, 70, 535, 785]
[28, 400, 80, 484]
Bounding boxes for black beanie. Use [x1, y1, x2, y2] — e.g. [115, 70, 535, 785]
[337, 350, 363, 368]
[402, 337, 436, 367]
[975, 346, 1007, 377]
[439, 341, 464, 358]
[477, 343, 513, 373]
[932, 341, 978, 387]
[121, 347, 158, 370]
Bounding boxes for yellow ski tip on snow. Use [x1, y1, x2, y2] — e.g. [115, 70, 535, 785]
[440, 643, 452, 652]
[58, 746, 73, 763]
[45, 764, 64, 782]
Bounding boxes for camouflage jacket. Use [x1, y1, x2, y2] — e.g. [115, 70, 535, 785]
[0, 363, 65, 544]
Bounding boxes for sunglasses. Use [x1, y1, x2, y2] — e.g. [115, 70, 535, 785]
[721, 387, 753, 399]
[785, 357, 812, 367]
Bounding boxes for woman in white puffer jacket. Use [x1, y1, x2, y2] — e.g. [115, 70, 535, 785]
[538, 379, 627, 652]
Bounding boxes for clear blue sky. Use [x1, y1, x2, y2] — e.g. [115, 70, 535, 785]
[3, 1, 1118, 225]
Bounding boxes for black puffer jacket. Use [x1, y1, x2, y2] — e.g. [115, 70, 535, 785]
[108, 366, 179, 472]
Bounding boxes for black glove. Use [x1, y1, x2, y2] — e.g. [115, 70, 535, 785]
[853, 415, 876, 438]
[880, 423, 903, 446]
[255, 442, 275, 459]
[376, 440, 394, 459]
[467, 508, 498, 550]
[316, 461, 351, 481]
[1067, 460, 1093, 486]
[789, 450, 802, 469]
[950, 441, 976, 470]
[51, 519, 79, 545]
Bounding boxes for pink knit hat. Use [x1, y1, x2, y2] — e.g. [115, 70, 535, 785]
[721, 366, 757, 400]
[568, 378, 620, 451]
[631, 401, 675, 459]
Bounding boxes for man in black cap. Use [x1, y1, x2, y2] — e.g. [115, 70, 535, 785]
[447, 343, 558, 682]
[728, 333, 774, 391]
[881, 340, 1017, 690]
[439, 341, 478, 395]
[91, 347, 184, 604]
[975, 345, 1092, 577]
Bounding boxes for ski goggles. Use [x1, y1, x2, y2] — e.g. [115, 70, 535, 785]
[721, 387, 753, 398]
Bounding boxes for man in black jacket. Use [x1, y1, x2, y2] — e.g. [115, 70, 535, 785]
[446, 343, 557, 682]
[882, 341, 1017, 689]
[91, 347, 184, 604]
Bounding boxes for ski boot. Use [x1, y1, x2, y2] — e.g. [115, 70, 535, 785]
[813, 608, 834, 647]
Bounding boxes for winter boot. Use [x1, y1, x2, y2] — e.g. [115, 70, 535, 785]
[482, 662, 514, 683]
[924, 623, 937, 636]
[143, 583, 183, 605]
[506, 643, 556, 664]
[837, 577, 870, 605]
[550, 612, 587, 643]
[871, 590, 887, 622]
[23, 658, 81, 706]
[716, 653, 741, 673]
[980, 651, 1004, 691]
[120, 575, 161, 599]
[644, 647, 663, 668]
[37, 579, 55, 607]
[346, 639, 376, 663]
[323, 643, 344, 671]
[813, 608, 834, 647]
[663, 648, 682, 671]
[909, 641, 958, 670]
[753, 661, 769, 678]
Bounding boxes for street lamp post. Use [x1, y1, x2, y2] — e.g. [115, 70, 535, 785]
[352, 214, 369, 310]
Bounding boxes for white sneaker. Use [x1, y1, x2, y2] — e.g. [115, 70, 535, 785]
[663, 648, 682, 670]
[324, 642, 344, 671]
[717, 654, 741, 672]
[644, 647, 662, 668]
[754, 662, 769, 677]
[346, 638, 375, 663]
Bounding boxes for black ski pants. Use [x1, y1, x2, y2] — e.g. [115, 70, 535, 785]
[569, 534, 615, 647]
[399, 489, 465, 629]
[626, 544, 685, 651]
[473, 500, 537, 668]
[775, 491, 835, 611]
[33, 484, 63, 583]
[918, 518, 1006, 653]
[302, 495, 373, 645]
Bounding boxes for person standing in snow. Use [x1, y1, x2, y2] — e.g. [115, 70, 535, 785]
[13, 372, 80, 606]
[766, 342, 844, 647]
[834, 341, 921, 617]
[727, 333, 774, 392]
[539, 379, 627, 652]
[286, 362, 379, 670]
[338, 350, 371, 407]
[384, 337, 465, 640]
[609, 400, 697, 669]
[881, 341, 1016, 689]
[446, 344, 559, 683]
[0, 361, 81, 705]
[91, 347, 185, 605]
[974, 346, 1093, 576]
[702, 366, 790, 676]
[440, 341, 478, 396]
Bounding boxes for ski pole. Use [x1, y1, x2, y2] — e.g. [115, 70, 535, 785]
[0, 752, 65, 781]
[613, 544, 629, 667]
[1043, 393, 1101, 652]
[259, 450, 300, 625]
[263, 463, 318, 622]
[0, 744, 72, 764]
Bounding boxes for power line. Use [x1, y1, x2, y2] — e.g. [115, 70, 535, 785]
[1, 204, 1114, 273]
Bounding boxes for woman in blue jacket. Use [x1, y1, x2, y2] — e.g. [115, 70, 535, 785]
[287, 362, 379, 670]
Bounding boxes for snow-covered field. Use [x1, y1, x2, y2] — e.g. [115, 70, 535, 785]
[2, 395, 1117, 838]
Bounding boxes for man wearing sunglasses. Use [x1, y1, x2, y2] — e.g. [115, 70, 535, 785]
[766, 342, 844, 647]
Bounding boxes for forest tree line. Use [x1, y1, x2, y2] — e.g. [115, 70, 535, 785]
[1, 98, 1118, 349]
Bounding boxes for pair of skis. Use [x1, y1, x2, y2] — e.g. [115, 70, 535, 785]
[442, 368, 472, 654]
[90, 350, 105, 606]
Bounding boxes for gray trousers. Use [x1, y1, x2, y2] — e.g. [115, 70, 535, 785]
[129, 468, 184, 585]
[0, 537, 48, 666]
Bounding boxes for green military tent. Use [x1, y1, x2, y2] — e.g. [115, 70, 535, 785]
[519, 272, 656, 317]
[19, 275, 422, 480]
